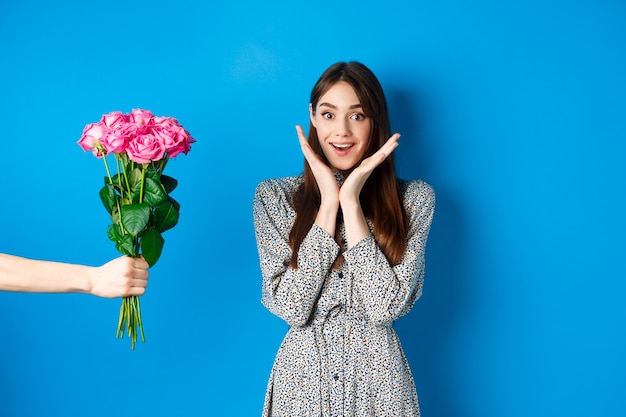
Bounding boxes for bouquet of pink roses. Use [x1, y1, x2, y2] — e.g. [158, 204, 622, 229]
[78, 108, 195, 349]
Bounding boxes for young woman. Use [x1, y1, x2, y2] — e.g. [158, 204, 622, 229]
[253, 61, 435, 416]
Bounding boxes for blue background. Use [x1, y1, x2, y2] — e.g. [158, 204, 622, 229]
[1, 0, 625, 416]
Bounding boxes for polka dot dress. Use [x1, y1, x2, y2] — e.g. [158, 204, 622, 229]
[253, 174, 435, 417]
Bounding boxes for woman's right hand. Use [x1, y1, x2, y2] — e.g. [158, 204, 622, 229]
[296, 125, 340, 203]
[296, 125, 339, 236]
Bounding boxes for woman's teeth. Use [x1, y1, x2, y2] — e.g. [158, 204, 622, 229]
[332, 143, 352, 150]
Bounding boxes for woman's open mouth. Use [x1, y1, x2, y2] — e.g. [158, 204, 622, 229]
[331, 143, 354, 151]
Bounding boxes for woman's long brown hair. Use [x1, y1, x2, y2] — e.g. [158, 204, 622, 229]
[289, 62, 409, 268]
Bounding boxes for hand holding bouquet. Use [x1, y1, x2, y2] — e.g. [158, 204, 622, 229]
[78, 109, 195, 349]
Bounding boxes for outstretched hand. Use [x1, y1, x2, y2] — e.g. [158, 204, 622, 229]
[91, 256, 149, 298]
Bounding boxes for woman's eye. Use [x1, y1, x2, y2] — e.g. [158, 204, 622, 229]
[321, 112, 333, 119]
[351, 113, 366, 121]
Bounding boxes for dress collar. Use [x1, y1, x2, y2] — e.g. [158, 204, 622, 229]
[333, 169, 348, 186]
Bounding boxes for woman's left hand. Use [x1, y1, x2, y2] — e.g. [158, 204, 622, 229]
[340, 133, 400, 204]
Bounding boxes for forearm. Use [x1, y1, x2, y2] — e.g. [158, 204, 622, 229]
[261, 225, 339, 326]
[344, 180, 436, 324]
[344, 235, 422, 324]
[314, 198, 339, 237]
[0, 254, 93, 294]
[341, 198, 370, 248]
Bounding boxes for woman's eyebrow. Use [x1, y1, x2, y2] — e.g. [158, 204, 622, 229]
[318, 102, 363, 109]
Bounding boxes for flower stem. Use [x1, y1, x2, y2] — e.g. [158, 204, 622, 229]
[116, 295, 145, 349]
[139, 165, 146, 204]
[121, 157, 132, 202]
[158, 156, 168, 175]
[102, 154, 113, 184]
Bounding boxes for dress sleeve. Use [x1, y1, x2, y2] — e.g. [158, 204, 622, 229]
[253, 179, 340, 327]
[342, 180, 435, 325]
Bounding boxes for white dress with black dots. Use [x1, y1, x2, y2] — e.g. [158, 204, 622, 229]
[253, 174, 435, 417]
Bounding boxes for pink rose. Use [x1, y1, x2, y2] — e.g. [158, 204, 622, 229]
[129, 108, 154, 126]
[101, 111, 128, 129]
[151, 117, 195, 157]
[77, 121, 107, 157]
[126, 134, 166, 164]
[152, 117, 186, 157]
[101, 129, 129, 154]
[170, 126, 195, 157]
[100, 120, 140, 154]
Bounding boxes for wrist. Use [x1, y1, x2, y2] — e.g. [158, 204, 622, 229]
[80, 265, 97, 296]
[315, 200, 339, 236]
[339, 196, 361, 214]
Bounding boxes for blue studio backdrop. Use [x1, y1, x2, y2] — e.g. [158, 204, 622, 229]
[1, 1, 625, 416]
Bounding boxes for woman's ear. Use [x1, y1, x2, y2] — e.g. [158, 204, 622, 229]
[309, 104, 316, 128]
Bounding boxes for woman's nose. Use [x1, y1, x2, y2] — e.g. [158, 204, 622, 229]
[335, 118, 350, 136]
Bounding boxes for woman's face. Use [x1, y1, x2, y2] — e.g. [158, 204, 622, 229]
[310, 81, 371, 171]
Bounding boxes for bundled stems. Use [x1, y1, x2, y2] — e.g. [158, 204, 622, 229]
[116, 295, 145, 349]
[105, 154, 148, 349]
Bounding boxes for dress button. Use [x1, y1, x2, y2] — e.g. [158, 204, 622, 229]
[333, 373, 339, 381]
[338, 272, 343, 279]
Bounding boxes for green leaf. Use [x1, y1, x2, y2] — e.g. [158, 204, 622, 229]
[121, 203, 150, 237]
[168, 196, 181, 212]
[145, 165, 160, 183]
[105, 173, 120, 184]
[143, 177, 167, 206]
[107, 223, 122, 242]
[129, 166, 143, 184]
[160, 175, 178, 194]
[140, 227, 164, 267]
[99, 184, 117, 214]
[110, 205, 120, 225]
[115, 234, 135, 257]
[152, 201, 180, 232]
[105, 174, 127, 196]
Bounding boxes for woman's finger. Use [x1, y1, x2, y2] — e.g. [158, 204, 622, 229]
[296, 125, 330, 172]
[296, 125, 307, 147]
[296, 125, 318, 163]
[377, 133, 400, 158]
[360, 133, 400, 171]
